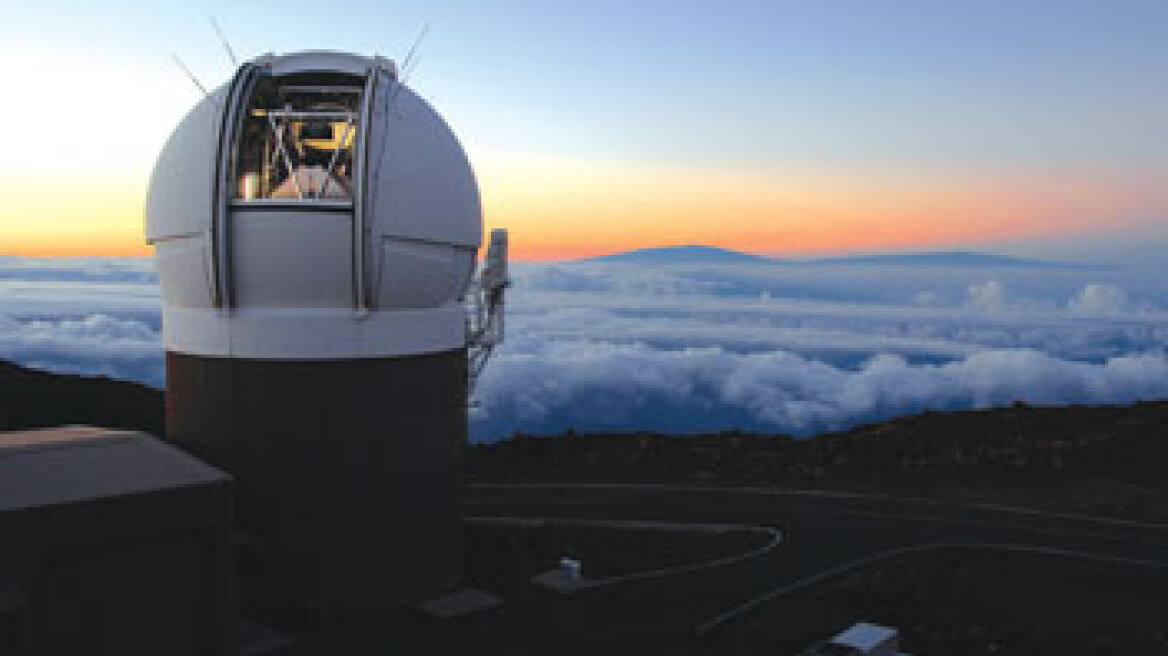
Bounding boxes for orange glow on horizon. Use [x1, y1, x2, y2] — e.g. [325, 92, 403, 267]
[479, 154, 1166, 261]
[1, 240, 150, 258]
[3, 154, 1164, 261]
[0, 172, 151, 258]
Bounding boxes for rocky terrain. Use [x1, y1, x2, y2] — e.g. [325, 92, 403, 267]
[4, 358, 1166, 521]
[0, 360, 164, 435]
[471, 402, 1168, 521]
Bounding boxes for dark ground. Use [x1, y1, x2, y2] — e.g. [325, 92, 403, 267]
[0, 360, 164, 435]
[5, 359, 1168, 655]
[453, 483, 1168, 656]
[471, 402, 1168, 522]
[4, 358, 1167, 522]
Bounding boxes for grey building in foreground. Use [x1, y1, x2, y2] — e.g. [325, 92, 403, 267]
[0, 426, 233, 656]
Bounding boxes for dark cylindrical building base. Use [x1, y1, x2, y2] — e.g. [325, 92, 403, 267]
[165, 350, 465, 624]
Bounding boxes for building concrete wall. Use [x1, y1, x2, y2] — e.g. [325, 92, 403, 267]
[166, 349, 466, 624]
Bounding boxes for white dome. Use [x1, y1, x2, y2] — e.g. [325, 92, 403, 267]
[145, 51, 482, 359]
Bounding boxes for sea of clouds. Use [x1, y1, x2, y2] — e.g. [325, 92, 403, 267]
[2, 254, 1166, 440]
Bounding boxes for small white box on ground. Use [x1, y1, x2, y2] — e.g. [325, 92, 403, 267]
[802, 622, 902, 656]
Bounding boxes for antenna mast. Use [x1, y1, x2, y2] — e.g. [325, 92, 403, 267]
[171, 54, 209, 97]
[389, 23, 431, 107]
[400, 22, 430, 78]
[209, 17, 240, 66]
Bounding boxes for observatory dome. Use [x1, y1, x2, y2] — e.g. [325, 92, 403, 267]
[145, 50, 482, 359]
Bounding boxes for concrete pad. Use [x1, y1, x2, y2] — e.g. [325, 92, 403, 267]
[0, 580, 26, 615]
[419, 588, 503, 619]
[530, 569, 596, 594]
[238, 621, 292, 656]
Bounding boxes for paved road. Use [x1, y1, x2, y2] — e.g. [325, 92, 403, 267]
[456, 483, 1168, 655]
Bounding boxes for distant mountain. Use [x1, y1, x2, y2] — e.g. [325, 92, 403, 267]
[586, 246, 1110, 269]
[589, 245, 774, 265]
[807, 250, 1109, 269]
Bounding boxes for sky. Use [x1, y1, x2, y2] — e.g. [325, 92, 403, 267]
[1, 0, 1165, 260]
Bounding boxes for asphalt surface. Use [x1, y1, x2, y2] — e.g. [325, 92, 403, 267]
[448, 483, 1168, 656]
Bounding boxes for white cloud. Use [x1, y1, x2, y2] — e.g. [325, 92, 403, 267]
[1068, 283, 1133, 315]
[913, 290, 945, 307]
[471, 341, 1168, 440]
[1, 256, 1167, 441]
[0, 313, 163, 387]
[0, 256, 156, 284]
[965, 280, 1010, 313]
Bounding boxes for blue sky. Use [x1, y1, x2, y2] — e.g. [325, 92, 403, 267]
[27, 0, 1162, 167]
[2, 0, 1165, 257]
[1, 3, 1165, 437]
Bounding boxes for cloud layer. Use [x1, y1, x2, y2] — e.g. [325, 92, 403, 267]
[1, 256, 1166, 440]
[472, 340, 1168, 438]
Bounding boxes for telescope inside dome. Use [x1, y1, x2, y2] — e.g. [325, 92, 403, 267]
[234, 72, 363, 201]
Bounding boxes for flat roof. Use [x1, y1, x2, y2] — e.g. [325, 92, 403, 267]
[0, 426, 228, 512]
[0, 425, 110, 448]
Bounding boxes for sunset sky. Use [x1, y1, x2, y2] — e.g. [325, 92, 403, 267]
[1, 0, 1164, 260]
